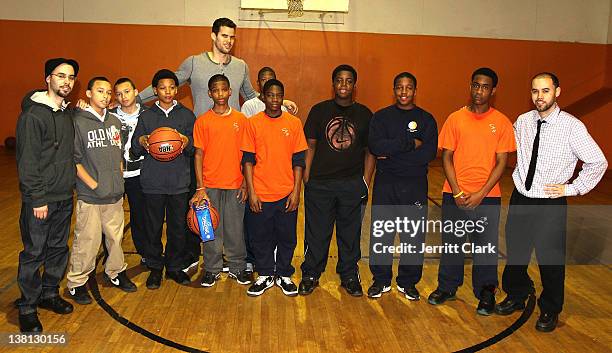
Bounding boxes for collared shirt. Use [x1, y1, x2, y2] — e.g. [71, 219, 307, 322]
[512, 105, 607, 198]
[155, 100, 178, 117]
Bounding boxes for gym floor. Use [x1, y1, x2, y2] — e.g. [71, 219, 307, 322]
[0, 148, 610, 353]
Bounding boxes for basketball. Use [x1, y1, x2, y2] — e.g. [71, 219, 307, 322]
[187, 203, 220, 235]
[148, 127, 183, 161]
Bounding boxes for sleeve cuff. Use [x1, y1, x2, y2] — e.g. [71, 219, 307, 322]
[292, 151, 306, 168]
[31, 197, 48, 208]
[565, 184, 579, 197]
[241, 152, 256, 165]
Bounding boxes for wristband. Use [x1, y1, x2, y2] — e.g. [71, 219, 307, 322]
[196, 187, 206, 191]
[453, 191, 464, 199]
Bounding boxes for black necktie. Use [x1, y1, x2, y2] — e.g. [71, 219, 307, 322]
[525, 119, 544, 191]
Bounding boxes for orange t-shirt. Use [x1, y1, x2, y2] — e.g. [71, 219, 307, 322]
[241, 111, 308, 202]
[193, 108, 247, 189]
[438, 107, 516, 197]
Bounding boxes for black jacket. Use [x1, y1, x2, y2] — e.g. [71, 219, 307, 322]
[130, 102, 195, 194]
[16, 90, 76, 207]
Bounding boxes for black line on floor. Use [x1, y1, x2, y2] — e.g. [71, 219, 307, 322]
[90, 257, 208, 353]
[97, 196, 516, 353]
[453, 294, 536, 353]
[428, 195, 442, 208]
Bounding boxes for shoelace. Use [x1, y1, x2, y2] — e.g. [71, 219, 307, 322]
[279, 277, 293, 285]
[254, 276, 270, 285]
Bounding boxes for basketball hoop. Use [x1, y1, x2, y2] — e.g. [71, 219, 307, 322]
[287, 0, 304, 18]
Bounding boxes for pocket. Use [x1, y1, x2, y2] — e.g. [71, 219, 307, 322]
[94, 172, 111, 199]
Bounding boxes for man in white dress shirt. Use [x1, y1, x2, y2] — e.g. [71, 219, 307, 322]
[495, 72, 608, 332]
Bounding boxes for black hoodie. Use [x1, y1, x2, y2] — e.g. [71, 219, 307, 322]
[16, 90, 76, 207]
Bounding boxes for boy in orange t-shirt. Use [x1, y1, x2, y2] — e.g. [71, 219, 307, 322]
[241, 79, 308, 297]
[429, 68, 516, 316]
[191, 74, 251, 287]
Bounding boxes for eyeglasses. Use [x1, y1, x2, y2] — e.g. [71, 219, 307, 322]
[471, 82, 492, 91]
[51, 73, 76, 82]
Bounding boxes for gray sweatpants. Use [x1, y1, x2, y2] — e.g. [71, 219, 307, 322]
[203, 188, 246, 274]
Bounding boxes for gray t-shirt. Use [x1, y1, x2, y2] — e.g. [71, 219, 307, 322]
[138, 52, 257, 116]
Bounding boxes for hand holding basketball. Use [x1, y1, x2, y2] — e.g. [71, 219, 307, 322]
[187, 203, 220, 235]
[139, 135, 150, 152]
[148, 127, 184, 161]
[190, 188, 210, 206]
[179, 133, 189, 150]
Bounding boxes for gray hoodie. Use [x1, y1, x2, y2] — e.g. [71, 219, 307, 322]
[74, 107, 124, 204]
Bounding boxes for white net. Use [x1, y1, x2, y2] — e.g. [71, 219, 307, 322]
[287, 0, 304, 18]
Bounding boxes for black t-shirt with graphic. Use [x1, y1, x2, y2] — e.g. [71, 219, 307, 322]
[304, 99, 372, 180]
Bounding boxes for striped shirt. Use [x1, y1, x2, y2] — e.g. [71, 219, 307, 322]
[512, 105, 607, 198]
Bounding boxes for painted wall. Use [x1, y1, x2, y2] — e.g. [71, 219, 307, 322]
[581, 101, 612, 164]
[1, 0, 611, 44]
[1, 21, 607, 138]
[608, 3, 612, 44]
[1, 0, 611, 168]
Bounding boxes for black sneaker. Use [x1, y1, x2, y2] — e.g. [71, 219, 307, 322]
[495, 296, 526, 315]
[276, 276, 298, 297]
[106, 271, 137, 293]
[166, 270, 191, 285]
[68, 285, 92, 305]
[146, 269, 162, 290]
[229, 270, 252, 285]
[247, 276, 275, 297]
[182, 260, 199, 274]
[536, 312, 558, 332]
[477, 286, 497, 316]
[427, 288, 456, 305]
[341, 278, 363, 297]
[298, 277, 319, 296]
[200, 271, 221, 287]
[19, 312, 43, 333]
[367, 282, 391, 298]
[397, 285, 420, 301]
[39, 296, 74, 314]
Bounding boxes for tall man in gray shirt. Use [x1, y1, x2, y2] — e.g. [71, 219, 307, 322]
[138, 18, 296, 115]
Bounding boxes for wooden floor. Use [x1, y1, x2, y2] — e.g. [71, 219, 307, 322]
[0, 148, 611, 353]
